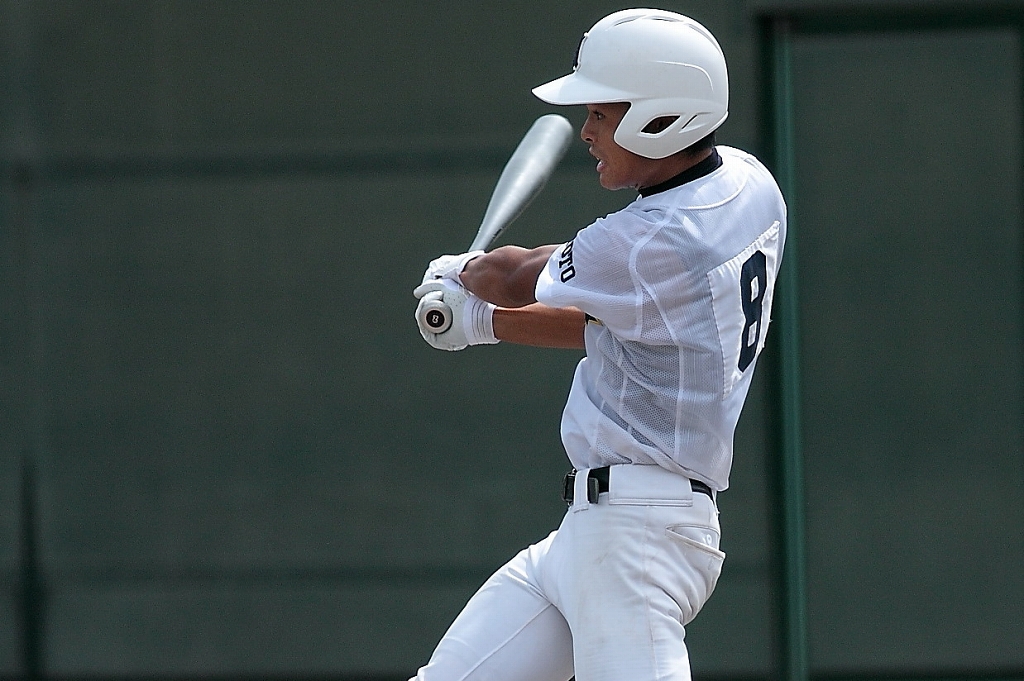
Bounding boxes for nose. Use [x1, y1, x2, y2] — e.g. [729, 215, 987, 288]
[580, 119, 594, 144]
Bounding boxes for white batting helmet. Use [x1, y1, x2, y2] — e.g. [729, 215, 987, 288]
[532, 8, 729, 159]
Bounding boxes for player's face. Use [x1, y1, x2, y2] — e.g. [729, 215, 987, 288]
[581, 103, 658, 191]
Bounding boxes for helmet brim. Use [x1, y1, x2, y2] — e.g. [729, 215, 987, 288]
[532, 72, 634, 106]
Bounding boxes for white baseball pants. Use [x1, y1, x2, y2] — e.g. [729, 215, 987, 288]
[410, 464, 725, 681]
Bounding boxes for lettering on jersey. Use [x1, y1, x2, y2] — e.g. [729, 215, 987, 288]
[558, 240, 576, 283]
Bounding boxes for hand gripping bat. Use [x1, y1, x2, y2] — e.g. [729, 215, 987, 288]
[417, 114, 574, 334]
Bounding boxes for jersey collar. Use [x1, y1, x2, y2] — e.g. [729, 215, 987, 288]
[638, 148, 723, 198]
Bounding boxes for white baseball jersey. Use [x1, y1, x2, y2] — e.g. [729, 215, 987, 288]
[536, 146, 787, 490]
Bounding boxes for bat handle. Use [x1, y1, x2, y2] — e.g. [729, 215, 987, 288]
[417, 295, 453, 334]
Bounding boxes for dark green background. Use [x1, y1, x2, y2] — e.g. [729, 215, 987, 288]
[1, 1, 1021, 679]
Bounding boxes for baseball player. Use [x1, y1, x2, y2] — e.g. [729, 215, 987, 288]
[411, 9, 786, 681]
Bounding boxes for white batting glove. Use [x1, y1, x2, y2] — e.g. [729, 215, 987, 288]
[413, 279, 498, 351]
[420, 250, 484, 286]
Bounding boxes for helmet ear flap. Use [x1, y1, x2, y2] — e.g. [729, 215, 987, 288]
[616, 99, 728, 159]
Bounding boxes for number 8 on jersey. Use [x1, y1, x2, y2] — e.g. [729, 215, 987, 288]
[709, 221, 782, 394]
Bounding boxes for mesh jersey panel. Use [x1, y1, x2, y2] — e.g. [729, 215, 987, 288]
[536, 146, 786, 490]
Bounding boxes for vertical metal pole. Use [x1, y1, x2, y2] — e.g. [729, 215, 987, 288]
[770, 18, 810, 681]
[4, 1, 46, 676]
[20, 455, 43, 680]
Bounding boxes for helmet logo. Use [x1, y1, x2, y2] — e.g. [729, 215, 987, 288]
[573, 32, 588, 71]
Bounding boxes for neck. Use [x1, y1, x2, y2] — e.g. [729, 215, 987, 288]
[637, 148, 714, 192]
[638, 148, 722, 198]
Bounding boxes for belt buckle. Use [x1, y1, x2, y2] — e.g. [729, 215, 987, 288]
[561, 470, 576, 505]
[561, 469, 601, 505]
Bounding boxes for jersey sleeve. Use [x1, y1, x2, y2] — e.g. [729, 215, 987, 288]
[535, 210, 654, 339]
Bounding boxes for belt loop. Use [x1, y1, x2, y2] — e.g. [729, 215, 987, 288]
[572, 466, 592, 512]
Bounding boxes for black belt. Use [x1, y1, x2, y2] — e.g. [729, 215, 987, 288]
[561, 466, 714, 505]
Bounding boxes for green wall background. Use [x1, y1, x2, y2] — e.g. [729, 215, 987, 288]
[789, 23, 1024, 671]
[1, 1, 1021, 679]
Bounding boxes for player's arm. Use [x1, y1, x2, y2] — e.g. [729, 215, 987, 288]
[493, 303, 585, 349]
[414, 243, 583, 350]
[460, 245, 584, 348]
[459, 244, 559, 308]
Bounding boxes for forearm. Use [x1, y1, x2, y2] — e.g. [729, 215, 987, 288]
[460, 244, 559, 308]
[492, 304, 586, 349]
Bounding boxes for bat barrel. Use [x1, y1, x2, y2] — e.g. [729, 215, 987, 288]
[469, 114, 574, 251]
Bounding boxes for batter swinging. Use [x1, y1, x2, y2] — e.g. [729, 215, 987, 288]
[412, 9, 787, 681]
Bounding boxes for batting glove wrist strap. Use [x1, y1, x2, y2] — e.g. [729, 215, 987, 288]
[463, 296, 498, 346]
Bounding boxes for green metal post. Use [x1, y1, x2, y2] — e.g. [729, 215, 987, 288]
[770, 18, 809, 681]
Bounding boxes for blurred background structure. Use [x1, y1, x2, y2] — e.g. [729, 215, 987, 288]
[1, 1, 1022, 680]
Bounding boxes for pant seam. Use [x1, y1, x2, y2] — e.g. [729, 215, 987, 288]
[456, 602, 562, 681]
